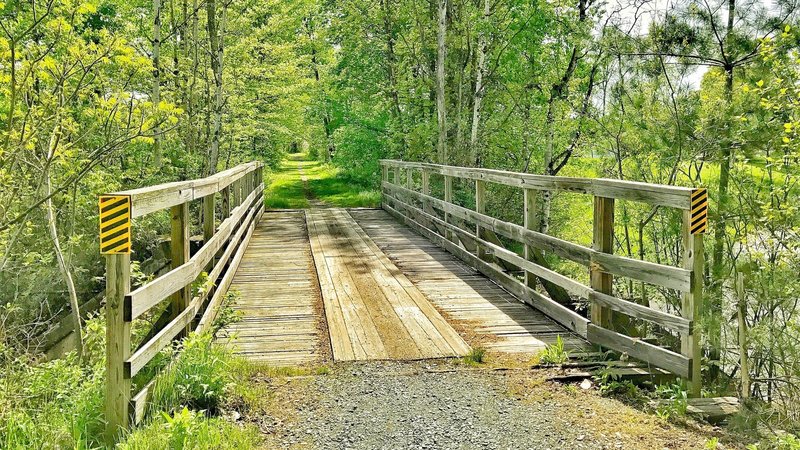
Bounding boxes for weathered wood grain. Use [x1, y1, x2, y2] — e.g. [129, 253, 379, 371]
[351, 209, 592, 356]
[307, 208, 469, 361]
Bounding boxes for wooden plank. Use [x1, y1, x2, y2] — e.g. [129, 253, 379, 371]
[129, 202, 263, 377]
[383, 199, 589, 337]
[345, 209, 470, 356]
[203, 193, 215, 244]
[127, 186, 262, 319]
[475, 180, 488, 262]
[307, 211, 356, 360]
[196, 203, 261, 333]
[524, 188, 537, 290]
[380, 160, 693, 209]
[307, 209, 468, 361]
[587, 324, 690, 378]
[383, 182, 691, 292]
[104, 253, 131, 444]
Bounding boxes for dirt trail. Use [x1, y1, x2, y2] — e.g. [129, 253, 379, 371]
[295, 159, 328, 209]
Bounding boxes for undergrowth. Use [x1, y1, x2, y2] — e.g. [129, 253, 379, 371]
[0, 303, 261, 449]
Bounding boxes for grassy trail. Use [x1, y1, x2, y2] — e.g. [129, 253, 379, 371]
[262, 153, 380, 209]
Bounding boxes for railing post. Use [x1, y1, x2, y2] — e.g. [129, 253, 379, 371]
[591, 196, 614, 329]
[682, 208, 704, 397]
[421, 169, 431, 215]
[221, 186, 230, 218]
[232, 178, 242, 207]
[169, 203, 190, 336]
[203, 195, 215, 244]
[475, 179, 488, 261]
[105, 253, 131, 444]
[523, 188, 537, 289]
[444, 174, 453, 241]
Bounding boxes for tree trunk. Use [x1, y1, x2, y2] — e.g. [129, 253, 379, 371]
[45, 121, 83, 361]
[307, 18, 335, 161]
[469, 0, 490, 166]
[152, 0, 163, 168]
[436, 0, 448, 164]
[205, 0, 225, 175]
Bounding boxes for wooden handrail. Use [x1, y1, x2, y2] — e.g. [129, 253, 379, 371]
[380, 160, 703, 394]
[109, 162, 261, 218]
[104, 161, 264, 443]
[380, 159, 695, 209]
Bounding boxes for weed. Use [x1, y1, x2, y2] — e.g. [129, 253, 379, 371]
[653, 382, 688, 419]
[593, 366, 640, 398]
[539, 335, 569, 365]
[463, 347, 487, 365]
[212, 290, 243, 333]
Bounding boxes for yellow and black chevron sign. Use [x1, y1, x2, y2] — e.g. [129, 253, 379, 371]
[99, 195, 131, 254]
[690, 188, 708, 235]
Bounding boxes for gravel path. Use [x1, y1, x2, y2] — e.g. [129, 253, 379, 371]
[254, 361, 714, 450]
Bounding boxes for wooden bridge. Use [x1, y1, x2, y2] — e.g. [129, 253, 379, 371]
[101, 159, 705, 440]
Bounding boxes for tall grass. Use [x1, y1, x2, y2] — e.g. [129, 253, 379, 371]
[0, 313, 261, 449]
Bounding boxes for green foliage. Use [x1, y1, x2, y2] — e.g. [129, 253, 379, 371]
[263, 153, 380, 209]
[538, 335, 570, 365]
[120, 407, 259, 450]
[653, 383, 689, 420]
[0, 317, 106, 449]
[463, 347, 487, 365]
[149, 333, 239, 414]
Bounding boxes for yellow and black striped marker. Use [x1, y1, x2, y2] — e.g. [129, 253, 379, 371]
[99, 195, 131, 254]
[690, 188, 708, 235]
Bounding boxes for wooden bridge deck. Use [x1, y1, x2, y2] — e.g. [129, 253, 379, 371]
[218, 211, 328, 366]
[219, 208, 589, 365]
[350, 209, 592, 356]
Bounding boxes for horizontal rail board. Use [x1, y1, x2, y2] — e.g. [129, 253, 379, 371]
[586, 324, 690, 378]
[384, 191, 689, 334]
[383, 182, 691, 292]
[381, 160, 694, 210]
[383, 195, 589, 337]
[126, 185, 263, 320]
[196, 203, 262, 333]
[109, 162, 261, 218]
[126, 198, 262, 377]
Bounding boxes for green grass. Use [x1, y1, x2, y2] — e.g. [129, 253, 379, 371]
[263, 152, 381, 209]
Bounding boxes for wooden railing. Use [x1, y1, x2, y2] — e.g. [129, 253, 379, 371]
[103, 162, 264, 441]
[380, 160, 704, 395]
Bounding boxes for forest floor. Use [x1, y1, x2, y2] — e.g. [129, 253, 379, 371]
[262, 153, 381, 209]
[241, 359, 735, 450]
